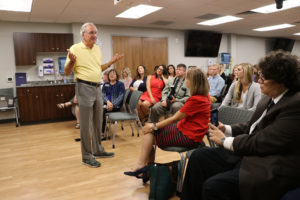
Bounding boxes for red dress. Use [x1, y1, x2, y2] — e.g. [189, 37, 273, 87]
[140, 75, 165, 106]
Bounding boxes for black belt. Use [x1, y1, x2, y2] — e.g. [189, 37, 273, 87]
[77, 79, 102, 87]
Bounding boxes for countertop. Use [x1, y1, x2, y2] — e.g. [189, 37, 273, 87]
[16, 81, 75, 88]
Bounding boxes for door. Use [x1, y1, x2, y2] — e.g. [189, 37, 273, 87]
[112, 36, 168, 78]
[142, 37, 168, 74]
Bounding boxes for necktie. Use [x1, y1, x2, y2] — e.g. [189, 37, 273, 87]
[249, 99, 275, 134]
[266, 100, 275, 112]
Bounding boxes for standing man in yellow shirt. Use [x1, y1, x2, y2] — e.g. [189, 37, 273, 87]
[64, 22, 123, 167]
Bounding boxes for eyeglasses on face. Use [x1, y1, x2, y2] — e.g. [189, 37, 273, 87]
[258, 71, 265, 83]
[85, 31, 97, 35]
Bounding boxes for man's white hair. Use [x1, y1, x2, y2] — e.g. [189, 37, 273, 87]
[80, 22, 97, 35]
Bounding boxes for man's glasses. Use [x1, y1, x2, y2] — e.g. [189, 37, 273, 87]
[85, 31, 97, 35]
[258, 71, 265, 83]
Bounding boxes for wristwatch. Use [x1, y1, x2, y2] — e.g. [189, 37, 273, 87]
[149, 123, 153, 131]
[153, 122, 158, 131]
[221, 137, 226, 146]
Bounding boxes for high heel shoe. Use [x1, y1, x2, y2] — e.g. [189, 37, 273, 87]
[124, 166, 148, 177]
[142, 172, 149, 183]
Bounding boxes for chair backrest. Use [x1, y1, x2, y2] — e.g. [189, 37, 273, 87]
[0, 88, 14, 108]
[220, 84, 227, 97]
[128, 90, 143, 111]
[121, 89, 130, 111]
[0, 88, 14, 97]
[218, 105, 254, 125]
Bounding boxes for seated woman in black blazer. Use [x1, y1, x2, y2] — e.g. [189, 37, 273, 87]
[126, 65, 147, 103]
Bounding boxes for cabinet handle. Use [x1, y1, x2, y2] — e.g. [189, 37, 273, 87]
[56, 94, 59, 97]
[61, 94, 63, 97]
[52, 48, 55, 50]
[57, 48, 59, 50]
[35, 96, 38, 98]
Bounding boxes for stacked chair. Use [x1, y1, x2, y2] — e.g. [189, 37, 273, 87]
[0, 88, 20, 127]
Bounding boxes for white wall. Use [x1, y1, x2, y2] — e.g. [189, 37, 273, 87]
[0, 21, 300, 120]
[235, 35, 267, 65]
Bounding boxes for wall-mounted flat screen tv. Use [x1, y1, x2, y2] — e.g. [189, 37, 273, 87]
[272, 38, 295, 52]
[185, 30, 222, 57]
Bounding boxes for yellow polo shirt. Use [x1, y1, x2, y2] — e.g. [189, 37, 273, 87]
[65, 42, 102, 83]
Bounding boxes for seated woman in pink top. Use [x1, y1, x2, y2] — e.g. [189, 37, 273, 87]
[120, 67, 132, 90]
[138, 65, 168, 124]
[124, 67, 211, 181]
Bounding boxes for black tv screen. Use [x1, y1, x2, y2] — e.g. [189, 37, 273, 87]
[185, 30, 222, 57]
[272, 38, 295, 52]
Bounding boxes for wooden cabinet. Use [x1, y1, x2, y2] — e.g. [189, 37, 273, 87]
[17, 85, 75, 123]
[35, 33, 73, 52]
[17, 87, 45, 122]
[13, 32, 36, 65]
[13, 32, 73, 66]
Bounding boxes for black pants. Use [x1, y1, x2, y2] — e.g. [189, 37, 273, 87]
[181, 147, 242, 200]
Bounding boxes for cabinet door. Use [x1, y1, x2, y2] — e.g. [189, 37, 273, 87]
[13, 33, 36, 66]
[43, 86, 58, 119]
[17, 88, 31, 122]
[58, 85, 75, 119]
[54, 34, 74, 52]
[35, 33, 73, 52]
[17, 87, 44, 122]
[46, 85, 75, 120]
[35, 33, 54, 52]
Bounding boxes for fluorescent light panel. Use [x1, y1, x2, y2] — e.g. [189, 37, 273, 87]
[253, 24, 295, 31]
[294, 33, 300, 36]
[197, 16, 243, 26]
[251, 0, 300, 14]
[116, 4, 162, 19]
[0, 0, 33, 12]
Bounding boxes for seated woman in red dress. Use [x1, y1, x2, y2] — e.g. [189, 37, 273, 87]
[124, 67, 211, 180]
[138, 65, 168, 124]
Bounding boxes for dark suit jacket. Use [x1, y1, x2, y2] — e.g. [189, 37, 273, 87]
[231, 90, 300, 200]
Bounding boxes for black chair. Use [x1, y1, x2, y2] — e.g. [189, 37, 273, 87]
[159, 142, 206, 193]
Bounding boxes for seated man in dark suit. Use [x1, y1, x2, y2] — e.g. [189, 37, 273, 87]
[181, 50, 300, 200]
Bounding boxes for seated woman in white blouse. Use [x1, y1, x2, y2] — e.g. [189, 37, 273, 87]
[220, 63, 261, 111]
[125, 65, 147, 104]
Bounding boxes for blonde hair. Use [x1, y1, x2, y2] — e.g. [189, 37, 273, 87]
[232, 65, 239, 72]
[218, 64, 224, 74]
[234, 63, 254, 103]
[121, 67, 132, 79]
[186, 68, 210, 96]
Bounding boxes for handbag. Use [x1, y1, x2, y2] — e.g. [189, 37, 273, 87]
[148, 160, 179, 200]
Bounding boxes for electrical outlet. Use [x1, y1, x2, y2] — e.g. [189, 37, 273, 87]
[7, 77, 13, 83]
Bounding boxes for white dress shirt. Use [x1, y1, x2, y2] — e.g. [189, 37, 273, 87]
[223, 90, 288, 151]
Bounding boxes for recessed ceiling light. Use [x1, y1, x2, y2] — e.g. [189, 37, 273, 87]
[293, 32, 300, 36]
[253, 24, 295, 31]
[0, 0, 33, 12]
[251, 0, 300, 14]
[116, 4, 162, 19]
[197, 16, 243, 26]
